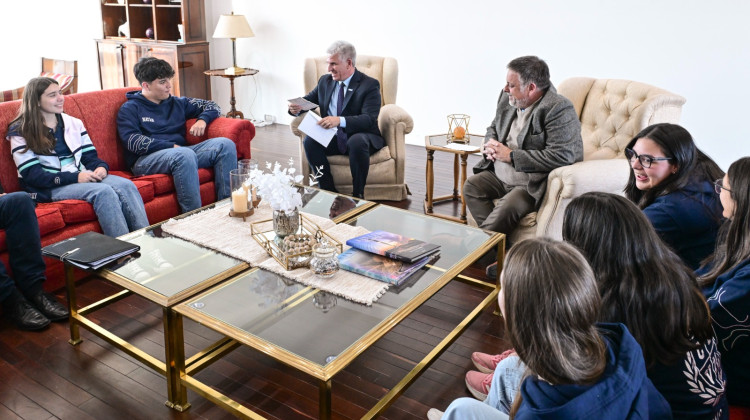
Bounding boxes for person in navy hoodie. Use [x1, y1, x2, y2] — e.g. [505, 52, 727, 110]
[427, 238, 672, 420]
[117, 57, 237, 213]
[624, 123, 724, 269]
[698, 157, 750, 407]
[563, 193, 728, 419]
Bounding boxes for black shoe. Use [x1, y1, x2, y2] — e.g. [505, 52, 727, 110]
[28, 291, 69, 322]
[4, 294, 50, 331]
[486, 262, 498, 281]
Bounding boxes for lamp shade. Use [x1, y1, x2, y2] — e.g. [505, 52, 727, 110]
[212, 13, 254, 39]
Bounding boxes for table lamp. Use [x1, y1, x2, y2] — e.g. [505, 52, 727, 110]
[212, 12, 254, 75]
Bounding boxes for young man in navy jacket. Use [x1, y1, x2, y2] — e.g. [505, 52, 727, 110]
[117, 57, 237, 213]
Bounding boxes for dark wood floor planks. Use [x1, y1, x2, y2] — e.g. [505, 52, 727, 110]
[0, 124, 509, 419]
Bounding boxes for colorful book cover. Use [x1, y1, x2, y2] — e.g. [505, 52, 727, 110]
[345, 230, 440, 263]
[337, 248, 438, 286]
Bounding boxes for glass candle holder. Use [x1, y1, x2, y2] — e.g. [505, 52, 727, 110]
[230, 169, 251, 215]
[238, 159, 260, 206]
[238, 158, 258, 172]
[310, 240, 339, 278]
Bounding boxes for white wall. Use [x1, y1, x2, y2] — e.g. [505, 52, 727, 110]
[2, 0, 747, 170]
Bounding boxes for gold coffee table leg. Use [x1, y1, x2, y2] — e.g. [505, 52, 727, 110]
[64, 264, 82, 345]
[319, 379, 332, 420]
[164, 307, 190, 411]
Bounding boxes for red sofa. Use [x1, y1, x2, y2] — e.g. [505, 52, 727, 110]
[0, 87, 255, 291]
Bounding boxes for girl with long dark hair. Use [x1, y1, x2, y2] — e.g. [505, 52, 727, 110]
[698, 157, 750, 407]
[429, 238, 671, 420]
[624, 123, 723, 269]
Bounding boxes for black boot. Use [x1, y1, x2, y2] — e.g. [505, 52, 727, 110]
[27, 290, 69, 322]
[3, 290, 50, 331]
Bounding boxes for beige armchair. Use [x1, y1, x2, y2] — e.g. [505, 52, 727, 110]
[500, 78, 686, 243]
[290, 55, 413, 201]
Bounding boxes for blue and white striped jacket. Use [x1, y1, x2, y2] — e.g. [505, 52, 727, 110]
[7, 113, 108, 202]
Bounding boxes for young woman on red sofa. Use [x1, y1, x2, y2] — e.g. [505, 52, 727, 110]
[698, 157, 750, 407]
[6, 77, 149, 237]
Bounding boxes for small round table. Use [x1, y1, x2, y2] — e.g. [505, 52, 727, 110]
[203, 68, 259, 119]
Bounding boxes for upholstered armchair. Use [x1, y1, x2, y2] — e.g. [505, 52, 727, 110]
[501, 77, 687, 243]
[290, 55, 413, 201]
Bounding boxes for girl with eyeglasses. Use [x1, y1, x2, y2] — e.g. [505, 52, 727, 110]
[624, 123, 724, 269]
[428, 238, 672, 420]
[698, 157, 750, 407]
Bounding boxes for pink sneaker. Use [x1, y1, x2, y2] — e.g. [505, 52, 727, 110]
[465, 370, 493, 400]
[471, 349, 516, 373]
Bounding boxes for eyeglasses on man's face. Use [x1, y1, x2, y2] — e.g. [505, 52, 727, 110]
[625, 148, 674, 168]
[714, 178, 731, 194]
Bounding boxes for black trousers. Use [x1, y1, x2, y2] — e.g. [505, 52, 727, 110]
[303, 132, 382, 197]
[0, 192, 46, 302]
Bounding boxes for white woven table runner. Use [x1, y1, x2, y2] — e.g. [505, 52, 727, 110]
[160, 201, 388, 305]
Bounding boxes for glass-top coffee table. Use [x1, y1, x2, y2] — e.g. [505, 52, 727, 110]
[62, 187, 374, 411]
[173, 205, 505, 419]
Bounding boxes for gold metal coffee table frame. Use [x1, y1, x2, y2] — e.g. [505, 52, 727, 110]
[62, 201, 251, 412]
[172, 205, 505, 419]
[61, 188, 373, 413]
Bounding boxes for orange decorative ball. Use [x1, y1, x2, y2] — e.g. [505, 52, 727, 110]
[453, 126, 466, 139]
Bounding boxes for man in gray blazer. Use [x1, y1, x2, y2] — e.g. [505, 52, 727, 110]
[466, 56, 582, 238]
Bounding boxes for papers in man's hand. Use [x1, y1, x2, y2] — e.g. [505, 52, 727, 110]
[288, 97, 318, 111]
[444, 142, 481, 153]
[298, 112, 337, 147]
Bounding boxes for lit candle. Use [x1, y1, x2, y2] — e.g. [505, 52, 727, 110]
[231, 188, 248, 212]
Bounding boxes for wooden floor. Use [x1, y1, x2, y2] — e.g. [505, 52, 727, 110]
[0, 124, 509, 420]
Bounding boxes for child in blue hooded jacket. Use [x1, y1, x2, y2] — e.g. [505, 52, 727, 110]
[428, 238, 672, 420]
[428, 238, 671, 420]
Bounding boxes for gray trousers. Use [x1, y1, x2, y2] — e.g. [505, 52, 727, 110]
[464, 171, 536, 234]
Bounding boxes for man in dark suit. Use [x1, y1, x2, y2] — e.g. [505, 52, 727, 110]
[289, 41, 384, 199]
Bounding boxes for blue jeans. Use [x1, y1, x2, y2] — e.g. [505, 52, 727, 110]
[50, 175, 149, 237]
[0, 192, 46, 302]
[441, 355, 525, 420]
[442, 398, 510, 420]
[131, 138, 236, 213]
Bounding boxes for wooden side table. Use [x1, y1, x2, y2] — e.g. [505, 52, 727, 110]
[204, 68, 259, 118]
[424, 133, 484, 223]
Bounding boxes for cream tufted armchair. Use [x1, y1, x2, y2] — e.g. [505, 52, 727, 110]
[290, 55, 413, 201]
[497, 77, 686, 243]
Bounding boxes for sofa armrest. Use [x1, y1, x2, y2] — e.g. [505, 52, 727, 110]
[185, 117, 256, 160]
[534, 158, 630, 239]
[378, 104, 413, 184]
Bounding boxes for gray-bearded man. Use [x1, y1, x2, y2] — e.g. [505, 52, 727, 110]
[464, 56, 582, 276]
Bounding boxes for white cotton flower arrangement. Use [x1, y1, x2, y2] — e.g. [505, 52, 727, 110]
[248, 158, 323, 213]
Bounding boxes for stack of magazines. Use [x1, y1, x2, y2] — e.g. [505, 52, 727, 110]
[338, 230, 440, 286]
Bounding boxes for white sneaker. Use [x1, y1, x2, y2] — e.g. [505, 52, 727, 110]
[427, 408, 444, 420]
[148, 249, 173, 270]
[118, 260, 151, 282]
